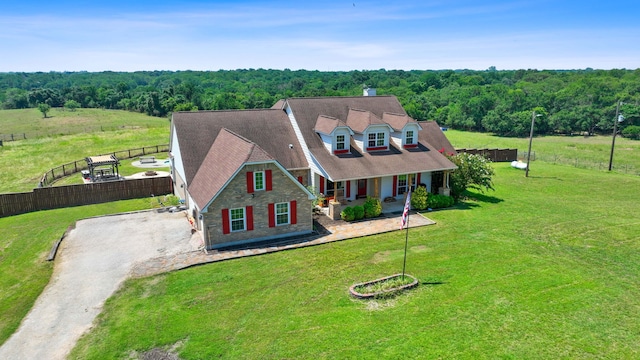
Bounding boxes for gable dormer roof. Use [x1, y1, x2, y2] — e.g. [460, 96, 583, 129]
[314, 115, 351, 136]
[189, 128, 274, 209]
[345, 108, 388, 133]
[382, 112, 422, 131]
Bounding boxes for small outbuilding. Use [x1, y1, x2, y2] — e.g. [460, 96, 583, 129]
[85, 155, 121, 182]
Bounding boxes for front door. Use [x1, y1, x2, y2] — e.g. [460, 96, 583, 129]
[357, 179, 367, 198]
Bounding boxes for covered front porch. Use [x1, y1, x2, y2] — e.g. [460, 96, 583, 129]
[317, 171, 451, 204]
[315, 170, 452, 219]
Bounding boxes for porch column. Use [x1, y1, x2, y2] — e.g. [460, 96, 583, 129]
[373, 177, 380, 198]
[439, 170, 451, 196]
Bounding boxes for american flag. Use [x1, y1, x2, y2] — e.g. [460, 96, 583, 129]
[400, 189, 411, 229]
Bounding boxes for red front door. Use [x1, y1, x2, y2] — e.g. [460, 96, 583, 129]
[357, 179, 367, 198]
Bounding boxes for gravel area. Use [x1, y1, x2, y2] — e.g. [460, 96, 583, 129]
[0, 210, 196, 360]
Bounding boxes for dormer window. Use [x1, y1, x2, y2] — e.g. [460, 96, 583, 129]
[404, 130, 417, 148]
[336, 135, 346, 150]
[333, 133, 350, 154]
[406, 130, 414, 144]
[367, 131, 387, 151]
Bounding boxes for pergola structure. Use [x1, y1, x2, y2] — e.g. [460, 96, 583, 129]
[85, 154, 121, 182]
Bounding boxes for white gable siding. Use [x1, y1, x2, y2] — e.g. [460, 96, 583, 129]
[404, 124, 421, 146]
[353, 133, 364, 152]
[333, 128, 351, 152]
[390, 131, 403, 148]
[170, 126, 186, 188]
[319, 133, 333, 153]
[364, 125, 390, 151]
[285, 104, 316, 173]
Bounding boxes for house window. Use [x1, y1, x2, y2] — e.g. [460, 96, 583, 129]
[254, 171, 265, 191]
[406, 130, 414, 145]
[230, 208, 246, 232]
[276, 202, 289, 226]
[326, 180, 343, 197]
[368, 132, 385, 148]
[397, 174, 417, 195]
[336, 134, 346, 150]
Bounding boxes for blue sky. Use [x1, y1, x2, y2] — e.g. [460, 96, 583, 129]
[1, 0, 639, 72]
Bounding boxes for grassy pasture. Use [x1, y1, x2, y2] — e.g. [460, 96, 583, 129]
[446, 129, 640, 174]
[0, 108, 169, 193]
[68, 163, 640, 359]
[0, 107, 167, 139]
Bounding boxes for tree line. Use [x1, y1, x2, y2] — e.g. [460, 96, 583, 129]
[1, 68, 639, 138]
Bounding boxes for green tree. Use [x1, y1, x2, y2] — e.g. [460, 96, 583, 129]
[64, 99, 80, 111]
[447, 152, 495, 199]
[622, 125, 640, 140]
[37, 103, 51, 118]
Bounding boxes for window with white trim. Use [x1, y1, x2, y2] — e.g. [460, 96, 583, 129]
[275, 202, 290, 225]
[230, 208, 246, 232]
[368, 132, 385, 148]
[336, 134, 346, 150]
[397, 174, 417, 195]
[405, 130, 415, 145]
[254, 171, 265, 191]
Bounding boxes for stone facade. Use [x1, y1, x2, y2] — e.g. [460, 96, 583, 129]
[202, 162, 312, 249]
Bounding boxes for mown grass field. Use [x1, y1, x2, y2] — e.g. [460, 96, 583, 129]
[446, 129, 640, 174]
[68, 163, 640, 359]
[0, 107, 168, 139]
[0, 108, 169, 193]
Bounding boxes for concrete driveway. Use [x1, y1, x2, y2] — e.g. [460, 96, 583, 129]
[0, 210, 197, 360]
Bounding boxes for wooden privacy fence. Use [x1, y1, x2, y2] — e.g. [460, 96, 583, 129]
[0, 176, 173, 218]
[456, 148, 518, 162]
[39, 144, 169, 187]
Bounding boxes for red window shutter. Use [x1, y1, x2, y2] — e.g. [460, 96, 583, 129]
[346, 180, 351, 198]
[268, 203, 275, 228]
[221, 209, 230, 234]
[319, 175, 325, 194]
[297, 176, 303, 184]
[246, 172, 254, 193]
[246, 206, 253, 231]
[290, 200, 297, 225]
[265, 169, 272, 191]
[416, 173, 421, 185]
[392, 175, 398, 197]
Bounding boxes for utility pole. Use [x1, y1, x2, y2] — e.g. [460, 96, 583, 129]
[608, 101, 624, 171]
[525, 110, 541, 177]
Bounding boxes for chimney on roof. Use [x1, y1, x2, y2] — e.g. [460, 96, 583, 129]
[363, 87, 376, 96]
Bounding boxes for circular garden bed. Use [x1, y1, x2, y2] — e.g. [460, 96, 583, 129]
[350, 274, 419, 299]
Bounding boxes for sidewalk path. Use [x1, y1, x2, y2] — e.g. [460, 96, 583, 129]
[131, 212, 435, 277]
[0, 210, 433, 360]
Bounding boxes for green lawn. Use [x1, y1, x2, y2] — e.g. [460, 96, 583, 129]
[0, 107, 167, 139]
[0, 198, 159, 345]
[446, 129, 640, 175]
[0, 109, 169, 193]
[68, 163, 640, 359]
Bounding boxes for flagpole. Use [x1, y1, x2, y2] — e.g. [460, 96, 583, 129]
[401, 189, 411, 280]
[401, 207, 410, 280]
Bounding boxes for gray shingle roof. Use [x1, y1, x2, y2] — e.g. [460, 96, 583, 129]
[172, 109, 308, 185]
[285, 96, 457, 181]
[188, 128, 275, 209]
